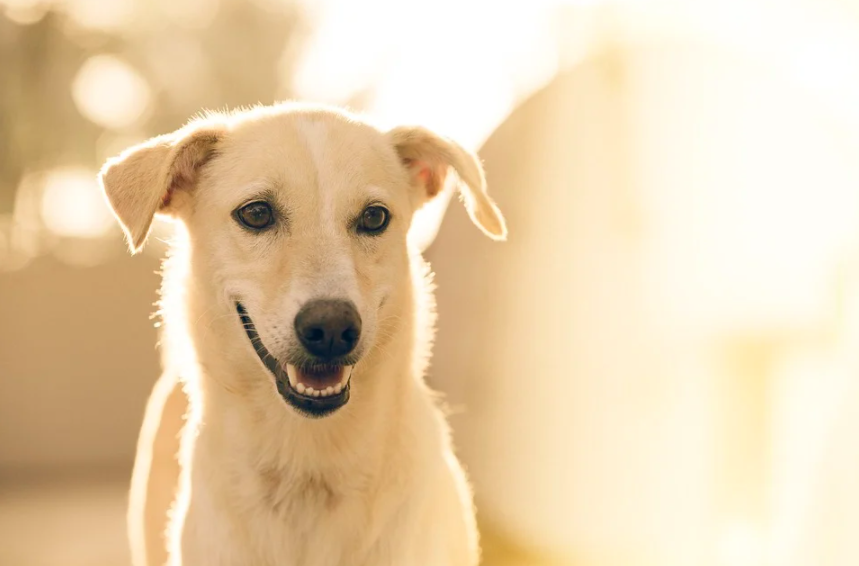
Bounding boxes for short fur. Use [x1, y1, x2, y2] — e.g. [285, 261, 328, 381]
[99, 103, 506, 566]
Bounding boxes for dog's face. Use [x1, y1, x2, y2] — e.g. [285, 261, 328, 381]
[185, 114, 419, 416]
[99, 104, 505, 418]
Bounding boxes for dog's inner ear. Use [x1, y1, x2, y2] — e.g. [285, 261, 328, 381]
[387, 126, 507, 241]
[99, 126, 222, 254]
[398, 156, 446, 199]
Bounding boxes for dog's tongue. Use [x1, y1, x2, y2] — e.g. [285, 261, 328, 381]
[288, 364, 348, 390]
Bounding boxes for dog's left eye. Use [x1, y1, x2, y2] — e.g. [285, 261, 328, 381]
[358, 205, 390, 234]
[235, 201, 274, 231]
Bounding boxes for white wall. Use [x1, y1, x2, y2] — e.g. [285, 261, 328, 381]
[428, 43, 859, 566]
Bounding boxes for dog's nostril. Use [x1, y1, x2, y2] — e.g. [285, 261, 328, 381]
[342, 328, 358, 343]
[305, 328, 325, 342]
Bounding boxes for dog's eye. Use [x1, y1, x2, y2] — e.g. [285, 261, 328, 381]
[235, 201, 274, 231]
[358, 205, 390, 234]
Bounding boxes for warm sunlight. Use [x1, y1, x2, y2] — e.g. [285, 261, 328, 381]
[718, 521, 765, 566]
[3, 1, 859, 565]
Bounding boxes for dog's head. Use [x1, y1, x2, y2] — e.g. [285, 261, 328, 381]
[99, 104, 505, 418]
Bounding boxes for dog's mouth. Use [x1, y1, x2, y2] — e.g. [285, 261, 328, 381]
[235, 302, 352, 418]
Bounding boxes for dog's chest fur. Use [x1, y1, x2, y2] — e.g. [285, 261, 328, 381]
[179, 410, 455, 566]
[198, 472, 380, 564]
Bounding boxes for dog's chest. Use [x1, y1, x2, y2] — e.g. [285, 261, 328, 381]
[253, 497, 367, 566]
[207, 469, 397, 566]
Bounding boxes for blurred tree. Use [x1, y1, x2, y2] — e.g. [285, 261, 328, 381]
[0, 0, 305, 230]
[0, 11, 94, 214]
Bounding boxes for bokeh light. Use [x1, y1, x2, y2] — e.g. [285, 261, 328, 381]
[2, 0, 48, 24]
[71, 54, 151, 130]
[64, 0, 135, 31]
[40, 167, 114, 239]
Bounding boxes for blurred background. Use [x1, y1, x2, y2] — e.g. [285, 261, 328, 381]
[2, 0, 859, 565]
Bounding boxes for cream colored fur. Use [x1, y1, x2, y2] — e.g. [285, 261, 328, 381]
[99, 103, 506, 566]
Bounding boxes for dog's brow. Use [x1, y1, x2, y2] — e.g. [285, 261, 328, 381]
[239, 180, 274, 197]
[236, 186, 276, 206]
[363, 185, 387, 202]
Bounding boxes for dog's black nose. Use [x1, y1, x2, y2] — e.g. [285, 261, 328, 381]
[294, 299, 362, 359]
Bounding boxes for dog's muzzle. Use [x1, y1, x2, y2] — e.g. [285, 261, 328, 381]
[236, 302, 353, 417]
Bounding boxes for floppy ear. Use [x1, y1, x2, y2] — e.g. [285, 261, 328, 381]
[387, 126, 507, 241]
[98, 124, 223, 254]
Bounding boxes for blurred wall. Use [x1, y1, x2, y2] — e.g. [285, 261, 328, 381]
[0, 250, 161, 473]
[428, 42, 859, 566]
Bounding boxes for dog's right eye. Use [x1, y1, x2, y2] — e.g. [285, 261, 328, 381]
[235, 201, 275, 231]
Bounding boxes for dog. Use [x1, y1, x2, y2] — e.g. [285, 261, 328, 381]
[99, 102, 507, 566]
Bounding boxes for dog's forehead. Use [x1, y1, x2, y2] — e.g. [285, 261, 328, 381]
[210, 111, 401, 204]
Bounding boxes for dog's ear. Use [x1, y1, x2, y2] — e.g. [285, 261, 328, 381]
[387, 126, 507, 241]
[99, 124, 223, 254]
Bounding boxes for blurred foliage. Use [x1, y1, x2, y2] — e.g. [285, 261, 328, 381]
[0, 0, 306, 215]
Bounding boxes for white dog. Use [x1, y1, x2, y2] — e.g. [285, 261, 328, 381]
[99, 103, 506, 566]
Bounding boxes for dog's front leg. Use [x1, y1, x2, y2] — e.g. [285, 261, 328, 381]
[128, 370, 188, 566]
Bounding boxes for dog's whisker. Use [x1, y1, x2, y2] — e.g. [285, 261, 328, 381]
[194, 306, 217, 328]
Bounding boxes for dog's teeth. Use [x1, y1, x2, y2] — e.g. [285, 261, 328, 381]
[339, 366, 353, 388]
[288, 365, 352, 398]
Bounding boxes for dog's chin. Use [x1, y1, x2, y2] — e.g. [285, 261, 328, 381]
[235, 302, 353, 418]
